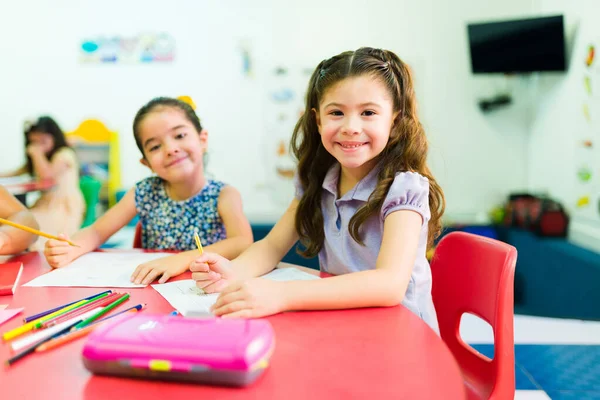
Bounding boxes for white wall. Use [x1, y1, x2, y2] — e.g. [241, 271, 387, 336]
[0, 0, 536, 223]
[527, 0, 600, 251]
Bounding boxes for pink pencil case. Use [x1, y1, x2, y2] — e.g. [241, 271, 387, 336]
[82, 313, 275, 387]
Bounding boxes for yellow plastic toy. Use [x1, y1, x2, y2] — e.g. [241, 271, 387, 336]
[66, 119, 121, 207]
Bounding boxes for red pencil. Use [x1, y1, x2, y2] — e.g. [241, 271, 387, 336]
[41, 293, 122, 329]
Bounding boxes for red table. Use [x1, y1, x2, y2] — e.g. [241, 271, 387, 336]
[4, 179, 56, 205]
[0, 251, 466, 399]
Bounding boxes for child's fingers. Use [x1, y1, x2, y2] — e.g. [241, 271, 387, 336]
[189, 260, 210, 272]
[44, 245, 70, 257]
[46, 239, 69, 249]
[191, 271, 220, 282]
[130, 265, 145, 282]
[212, 289, 244, 311]
[220, 309, 253, 319]
[46, 254, 67, 269]
[133, 266, 151, 284]
[158, 271, 171, 284]
[141, 269, 163, 285]
[212, 299, 248, 317]
[203, 278, 229, 294]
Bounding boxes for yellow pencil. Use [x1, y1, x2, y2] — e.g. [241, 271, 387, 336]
[0, 217, 79, 247]
[194, 232, 203, 254]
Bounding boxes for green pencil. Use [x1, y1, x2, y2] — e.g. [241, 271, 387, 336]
[33, 292, 111, 329]
[72, 293, 130, 330]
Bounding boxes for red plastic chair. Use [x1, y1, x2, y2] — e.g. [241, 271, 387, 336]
[133, 221, 142, 249]
[430, 231, 517, 400]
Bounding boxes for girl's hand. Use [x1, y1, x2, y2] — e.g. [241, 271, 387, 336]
[43, 234, 77, 268]
[26, 143, 43, 156]
[190, 252, 237, 293]
[130, 255, 189, 285]
[0, 231, 10, 254]
[211, 278, 288, 318]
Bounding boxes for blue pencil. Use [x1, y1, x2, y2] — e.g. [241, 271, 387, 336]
[87, 303, 146, 327]
[22, 290, 112, 323]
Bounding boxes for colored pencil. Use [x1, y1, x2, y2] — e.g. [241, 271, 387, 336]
[36, 304, 145, 352]
[41, 293, 121, 328]
[5, 320, 82, 366]
[0, 217, 79, 247]
[194, 232, 203, 254]
[31, 292, 112, 330]
[10, 307, 103, 352]
[23, 290, 112, 322]
[2, 299, 89, 342]
[72, 293, 130, 330]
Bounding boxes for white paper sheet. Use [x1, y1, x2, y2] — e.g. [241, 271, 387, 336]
[24, 252, 174, 288]
[152, 267, 320, 317]
[0, 307, 23, 326]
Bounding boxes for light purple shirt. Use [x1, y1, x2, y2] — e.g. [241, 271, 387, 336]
[295, 164, 439, 333]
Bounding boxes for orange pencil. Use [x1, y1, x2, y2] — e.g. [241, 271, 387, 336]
[35, 323, 96, 352]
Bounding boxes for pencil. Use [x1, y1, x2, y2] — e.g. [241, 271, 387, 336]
[5, 320, 81, 366]
[36, 304, 145, 352]
[41, 292, 120, 328]
[23, 290, 112, 322]
[2, 299, 89, 342]
[72, 293, 130, 330]
[0, 217, 79, 247]
[194, 232, 203, 254]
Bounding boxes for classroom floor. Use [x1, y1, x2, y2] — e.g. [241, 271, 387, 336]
[105, 227, 600, 399]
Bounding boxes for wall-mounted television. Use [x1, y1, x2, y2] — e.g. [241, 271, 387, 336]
[467, 15, 566, 74]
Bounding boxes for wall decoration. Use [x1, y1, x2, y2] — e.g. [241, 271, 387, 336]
[79, 32, 175, 64]
[261, 65, 314, 206]
[573, 23, 600, 223]
[577, 195, 590, 208]
[583, 103, 591, 122]
[577, 166, 593, 182]
[238, 40, 253, 78]
[584, 75, 592, 95]
[586, 45, 595, 67]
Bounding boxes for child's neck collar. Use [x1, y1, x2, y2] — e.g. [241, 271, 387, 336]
[165, 176, 207, 201]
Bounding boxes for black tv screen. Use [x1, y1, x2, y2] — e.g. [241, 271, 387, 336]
[467, 15, 566, 73]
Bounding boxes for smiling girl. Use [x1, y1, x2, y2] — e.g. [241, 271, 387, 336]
[44, 97, 253, 284]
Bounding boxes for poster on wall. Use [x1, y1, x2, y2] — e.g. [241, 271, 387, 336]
[261, 65, 313, 207]
[79, 32, 175, 64]
[574, 24, 600, 224]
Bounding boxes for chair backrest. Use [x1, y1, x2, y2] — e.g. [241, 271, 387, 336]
[430, 231, 517, 400]
[133, 221, 142, 249]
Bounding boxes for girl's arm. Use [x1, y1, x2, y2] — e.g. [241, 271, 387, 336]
[0, 165, 28, 178]
[131, 186, 254, 285]
[0, 186, 38, 254]
[203, 185, 253, 258]
[191, 198, 302, 293]
[228, 198, 301, 279]
[28, 147, 70, 180]
[281, 209, 422, 310]
[44, 189, 137, 267]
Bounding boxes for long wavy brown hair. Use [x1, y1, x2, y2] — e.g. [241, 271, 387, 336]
[291, 47, 445, 257]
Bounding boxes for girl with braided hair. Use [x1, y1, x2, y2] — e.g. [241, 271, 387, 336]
[191, 47, 445, 331]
